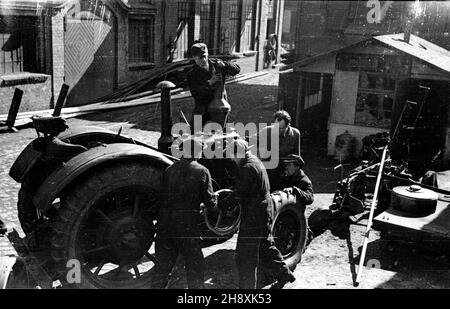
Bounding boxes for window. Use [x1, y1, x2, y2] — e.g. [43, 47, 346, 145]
[355, 72, 396, 128]
[336, 53, 411, 75]
[304, 73, 323, 110]
[200, 0, 215, 50]
[241, 0, 256, 51]
[128, 16, 155, 65]
[175, 0, 192, 59]
[229, 0, 240, 52]
[0, 15, 37, 74]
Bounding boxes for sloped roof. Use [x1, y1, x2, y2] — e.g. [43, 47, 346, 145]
[374, 33, 450, 75]
[285, 33, 450, 78]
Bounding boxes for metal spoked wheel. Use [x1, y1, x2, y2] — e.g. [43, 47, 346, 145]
[273, 210, 301, 258]
[51, 163, 163, 289]
[74, 187, 158, 287]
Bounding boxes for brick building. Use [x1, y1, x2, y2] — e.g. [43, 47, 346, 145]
[0, 0, 284, 113]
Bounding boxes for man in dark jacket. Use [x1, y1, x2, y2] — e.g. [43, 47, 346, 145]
[223, 139, 294, 289]
[151, 138, 217, 289]
[257, 110, 301, 191]
[187, 43, 240, 129]
[279, 154, 314, 206]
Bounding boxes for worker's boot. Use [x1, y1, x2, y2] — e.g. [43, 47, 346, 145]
[270, 270, 296, 289]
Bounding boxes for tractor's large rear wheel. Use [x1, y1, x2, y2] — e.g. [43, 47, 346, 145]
[271, 191, 308, 270]
[50, 163, 163, 289]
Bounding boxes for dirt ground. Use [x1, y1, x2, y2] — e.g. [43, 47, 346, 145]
[1, 69, 450, 289]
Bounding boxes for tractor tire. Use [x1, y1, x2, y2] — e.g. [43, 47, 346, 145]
[17, 186, 37, 236]
[270, 191, 308, 271]
[50, 162, 163, 289]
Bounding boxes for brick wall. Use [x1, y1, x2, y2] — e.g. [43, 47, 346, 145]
[51, 10, 65, 107]
[0, 79, 52, 114]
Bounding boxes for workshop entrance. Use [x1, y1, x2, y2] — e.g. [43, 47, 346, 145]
[391, 79, 450, 165]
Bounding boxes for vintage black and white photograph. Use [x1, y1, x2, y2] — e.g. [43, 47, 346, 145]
[0, 0, 449, 292]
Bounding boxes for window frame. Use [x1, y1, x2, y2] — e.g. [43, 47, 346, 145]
[128, 14, 155, 69]
[303, 73, 324, 110]
[355, 71, 398, 128]
[0, 15, 38, 75]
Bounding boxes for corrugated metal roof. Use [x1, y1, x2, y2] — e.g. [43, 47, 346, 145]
[374, 33, 450, 75]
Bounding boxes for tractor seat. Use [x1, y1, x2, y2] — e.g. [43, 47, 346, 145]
[32, 115, 68, 136]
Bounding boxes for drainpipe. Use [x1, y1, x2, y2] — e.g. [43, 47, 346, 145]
[157, 81, 176, 154]
[255, 0, 263, 71]
[161, 0, 167, 64]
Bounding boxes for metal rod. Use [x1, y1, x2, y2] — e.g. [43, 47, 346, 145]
[355, 145, 388, 286]
[53, 84, 70, 117]
[6, 88, 24, 129]
[179, 109, 191, 127]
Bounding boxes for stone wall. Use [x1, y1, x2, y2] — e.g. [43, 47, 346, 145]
[0, 78, 52, 115]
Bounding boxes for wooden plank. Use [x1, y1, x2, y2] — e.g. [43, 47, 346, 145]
[5, 88, 24, 128]
[0, 71, 269, 127]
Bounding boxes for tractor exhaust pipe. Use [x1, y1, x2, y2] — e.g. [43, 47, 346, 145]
[157, 81, 176, 154]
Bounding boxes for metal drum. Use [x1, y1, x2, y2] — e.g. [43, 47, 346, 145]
[391, 185, 438, 216]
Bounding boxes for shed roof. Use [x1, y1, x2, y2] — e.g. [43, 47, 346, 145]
[284, 33, 450, 78]
[374, 33, 450, 75]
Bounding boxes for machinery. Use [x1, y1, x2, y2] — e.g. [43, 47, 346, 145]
[310, 83, 450, 251]
[6, 82, 308, 289]
[309, 137, 450, 252]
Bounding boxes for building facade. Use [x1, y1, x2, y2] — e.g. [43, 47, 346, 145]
[293, 1, 450, 60]
[0, 0, 284, 113]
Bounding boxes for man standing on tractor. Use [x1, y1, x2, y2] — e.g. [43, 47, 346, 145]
[151, 138, 218, 289]
[187, 43, 240, 129]
[222, 139, 295, 289]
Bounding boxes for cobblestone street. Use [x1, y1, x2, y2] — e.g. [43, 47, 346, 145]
[1, 70, 449, 289]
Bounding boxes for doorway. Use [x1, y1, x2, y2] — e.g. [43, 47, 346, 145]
[64, 1, 118, 106]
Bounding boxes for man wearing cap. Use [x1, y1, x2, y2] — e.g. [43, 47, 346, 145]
[222, 139, 295, 289]
[151, 138, 217, 289]
[187, 43, 240, 129]
[280, 154, 314, 206]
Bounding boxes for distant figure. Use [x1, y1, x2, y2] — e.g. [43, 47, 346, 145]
[263, 34, 278, 69]
[166, 38, 175, 63]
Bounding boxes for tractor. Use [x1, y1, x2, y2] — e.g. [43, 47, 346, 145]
[8, 81, 308, 289]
